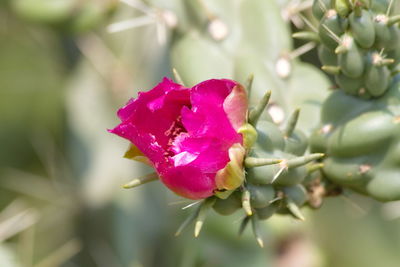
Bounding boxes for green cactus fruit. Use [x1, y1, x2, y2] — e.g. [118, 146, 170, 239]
[311, 76, 400, 201]
[349, 9, 376, 48]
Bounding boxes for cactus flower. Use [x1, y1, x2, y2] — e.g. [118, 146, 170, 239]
[109, 78, 248, 199]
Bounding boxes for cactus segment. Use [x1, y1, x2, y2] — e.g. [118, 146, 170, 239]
[311, 77, 400, 201]
[310, 0, 400, 98]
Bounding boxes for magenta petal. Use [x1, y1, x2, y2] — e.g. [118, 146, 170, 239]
[223, 84, 248, 131]
[182, 79, 242, 143]
[172, 135, 231, 172]
[109, 123, 170, 170]
[161, 166, 215, 199]
[113, 77, 190, 150]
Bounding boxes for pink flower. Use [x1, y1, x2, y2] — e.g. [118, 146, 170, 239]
[109, 78, 248, 199]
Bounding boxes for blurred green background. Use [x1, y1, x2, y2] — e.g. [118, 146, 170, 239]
[1, 0, 400, 266]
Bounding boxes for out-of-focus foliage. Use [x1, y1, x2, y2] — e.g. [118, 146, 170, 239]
[1, 1, 400, 267]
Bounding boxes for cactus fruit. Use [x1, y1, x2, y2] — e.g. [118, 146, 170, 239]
[311, 75, 400, 201]
[306, 0, 400, 98]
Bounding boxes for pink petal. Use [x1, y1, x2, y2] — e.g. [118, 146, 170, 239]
[223, 84, 248, 131]
[112, 77, 191, 151]
[161, 165, 215, 199]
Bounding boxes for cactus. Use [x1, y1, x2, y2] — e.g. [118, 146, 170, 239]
[306, 0, 400, 202]
[311, 74, 400, 201]
[305, 0, 400, 98]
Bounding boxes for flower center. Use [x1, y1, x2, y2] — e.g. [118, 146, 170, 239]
[164, 116, 186, 157]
